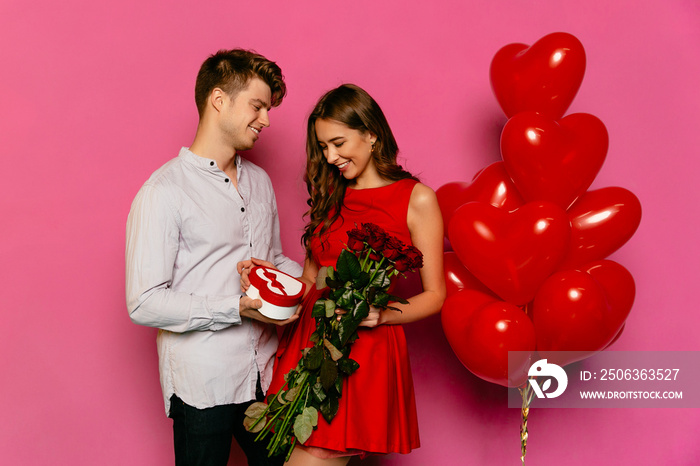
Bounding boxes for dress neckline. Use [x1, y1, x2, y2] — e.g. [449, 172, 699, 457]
[346, 178, 410, 192]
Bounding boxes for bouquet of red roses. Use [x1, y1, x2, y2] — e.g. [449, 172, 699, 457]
[244, 223, 423, 460]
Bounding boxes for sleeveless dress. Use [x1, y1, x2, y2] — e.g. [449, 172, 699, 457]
[270, 178, 421, 456]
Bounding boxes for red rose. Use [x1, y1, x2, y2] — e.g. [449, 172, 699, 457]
[403, 245, 424, 270]
[362, 223, 387, 251]
[395, 245, 423, 272]
[382, 236, 405, 260]
[346, 228, 368, 252]
[393, 255, 411, 272]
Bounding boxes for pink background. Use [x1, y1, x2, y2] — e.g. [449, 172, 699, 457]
[2, 0, 699, 464]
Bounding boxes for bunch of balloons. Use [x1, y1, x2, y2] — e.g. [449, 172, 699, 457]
[439, 32, 641, 387]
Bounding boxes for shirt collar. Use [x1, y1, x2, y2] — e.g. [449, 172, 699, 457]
[178, 147, 217, 169]
[179, 147, 244, 178]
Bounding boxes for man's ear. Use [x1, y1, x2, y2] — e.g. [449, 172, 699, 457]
[209, 88, 226, 113]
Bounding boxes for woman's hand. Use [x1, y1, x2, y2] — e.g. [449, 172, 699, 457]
[335, 305, 382, 328]
[237, 257, 276, 291]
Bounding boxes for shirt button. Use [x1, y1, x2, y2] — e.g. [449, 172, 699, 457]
[210, 161, 214, 166]
[225, 178, 229, 183]
[241, 207, 245, 212]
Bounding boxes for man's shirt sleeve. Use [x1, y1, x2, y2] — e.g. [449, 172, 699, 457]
[125, 184, 242, 332]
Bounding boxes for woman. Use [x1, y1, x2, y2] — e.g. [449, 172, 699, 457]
[247, 84, 445, 465]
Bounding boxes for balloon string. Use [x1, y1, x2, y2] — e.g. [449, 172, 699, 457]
[519, 381, 537, 465]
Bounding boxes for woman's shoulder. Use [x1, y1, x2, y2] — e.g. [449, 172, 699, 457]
[406, 182, 443, 236]
[408, 181, 438, 208]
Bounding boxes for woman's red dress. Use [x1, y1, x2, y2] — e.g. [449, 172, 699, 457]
[269, 178, 421, 455]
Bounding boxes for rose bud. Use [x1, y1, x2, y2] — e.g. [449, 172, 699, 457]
[403, 245, 424, 269]
[394, 255, 410, 272]
[383, 236, 405, 260]
[346, 228, 368, 251]
[362, 223, 388, 250]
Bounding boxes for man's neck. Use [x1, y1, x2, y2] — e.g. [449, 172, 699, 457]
[190, 127, 238, 179]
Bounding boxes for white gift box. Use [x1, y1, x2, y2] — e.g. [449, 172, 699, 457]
[246, 266, 305, 320]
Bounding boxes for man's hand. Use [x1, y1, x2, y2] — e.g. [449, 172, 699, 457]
[237, 257, 276, 291]
[239, 295, 300, 326]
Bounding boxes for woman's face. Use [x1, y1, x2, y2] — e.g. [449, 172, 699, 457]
[314, 118, 377, 184]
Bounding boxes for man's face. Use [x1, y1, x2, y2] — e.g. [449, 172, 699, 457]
[220, 77, 272, 152]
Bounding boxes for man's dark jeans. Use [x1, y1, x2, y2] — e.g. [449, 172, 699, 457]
[169, 390, 283, 466]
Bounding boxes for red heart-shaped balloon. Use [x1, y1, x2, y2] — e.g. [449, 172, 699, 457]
[490, 32, 586, 119]
[585, 260, 635, 328]
[441, 288, 497, 334]
[605, 324, 626, 349]
[449, 201, 570, 305]
[436, 162, 524, 234]
[501, 111, 608, 209]
[441, 289, 536, 387]
[443, 251, 495, 297]
[559, 187, 642, 269]
[533, 260, 635, 366]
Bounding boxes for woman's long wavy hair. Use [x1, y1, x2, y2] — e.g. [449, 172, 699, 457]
[302, 84, 418, 257]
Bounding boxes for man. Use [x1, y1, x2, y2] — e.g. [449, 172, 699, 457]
[126, 49, 301, 466]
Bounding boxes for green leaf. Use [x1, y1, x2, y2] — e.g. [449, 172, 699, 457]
[352, 300, 369, 319]
[338, 319, 359, 347]
[366, 287, 376, 305]
[325, 277, 344, 289]
[370, 269, 391, 288]
[312, 300, 326, 318]
[304, 346, 324, 370]
[335, 288, 354, 310]
[340, 322, 360, 346]
[372, 291, 390, 308]
[312, 382, 327, 403]
[386, 293, 409, 305]
[284, 386, 300, 402]
[320, 358, 338, 391]
[276, 390, 289, 406]
[316, 266, 329, 290]
[314, 319, 326, 336]
[352, 271, 370, 289]
[268, 393, 283, 412]
[322, 338, 343, 361]
[305, 406, 319, 427]
[243, 413, 266, 433]
[347, 331, 359, 345]
[327, 266, 335, 280]
[334, 376, 343, 396]
[338, 358, 360, 376]
[243, 401, 268, 418]
[293, 413, 314, 444]
[336, 249, 361, 282]
[309, 330, 321, 344]
[320, 393, 340, 423]
[324, 299, 336, 318]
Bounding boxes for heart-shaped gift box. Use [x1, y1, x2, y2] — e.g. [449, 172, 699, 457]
[246, 266, 305, 320]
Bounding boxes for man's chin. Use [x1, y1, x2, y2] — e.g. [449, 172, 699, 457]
[235, 142, 256, 152]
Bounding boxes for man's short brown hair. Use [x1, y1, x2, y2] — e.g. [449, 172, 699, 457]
[194, 49, 286, 118]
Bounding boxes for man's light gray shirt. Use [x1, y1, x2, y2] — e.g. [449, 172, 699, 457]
[126, 147, 302, 414]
